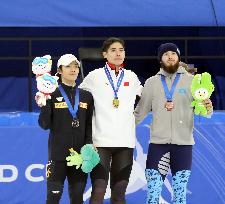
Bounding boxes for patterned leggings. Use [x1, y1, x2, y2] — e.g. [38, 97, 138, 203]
[145, 144, 192, 204]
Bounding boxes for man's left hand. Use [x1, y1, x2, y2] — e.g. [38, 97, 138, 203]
[203, 98, 213, 115]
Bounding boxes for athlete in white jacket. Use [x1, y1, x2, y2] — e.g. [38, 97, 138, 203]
[80, 37, 142, 204]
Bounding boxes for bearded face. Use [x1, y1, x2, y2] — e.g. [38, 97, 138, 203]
[161, 60, 179, 74]
[160, 51, 180, 74]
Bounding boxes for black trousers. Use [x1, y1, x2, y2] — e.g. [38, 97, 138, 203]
[89, 147, 133, 204]
[91, 147, 133, 188]
[46, 161, 87, 204]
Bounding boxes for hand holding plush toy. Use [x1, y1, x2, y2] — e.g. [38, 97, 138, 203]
[191, 72, 214, 116]
[32, 55, 58, 107]
[66, 150, 83, 169]
[36, 73, 58, 106]
[66, 144, 100, 173]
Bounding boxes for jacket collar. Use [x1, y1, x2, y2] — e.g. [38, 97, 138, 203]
[106, 62, 124, 70]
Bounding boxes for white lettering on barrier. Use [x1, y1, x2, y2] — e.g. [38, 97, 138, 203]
[25, 164, 45, 182]
[0, 164, 45, 182]
[0, 165, 18, 182]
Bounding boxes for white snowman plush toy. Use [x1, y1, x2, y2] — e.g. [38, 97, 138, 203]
[36, 73, 58, 106]
[32, 55, 52, 77]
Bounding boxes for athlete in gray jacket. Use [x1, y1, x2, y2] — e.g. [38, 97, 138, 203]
[135, 43, 213, 204]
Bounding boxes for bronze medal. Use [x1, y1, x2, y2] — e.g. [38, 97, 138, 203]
[72, 119, 79, 128]
[113, 98, 120, 108]
[165, 101, 174, 111]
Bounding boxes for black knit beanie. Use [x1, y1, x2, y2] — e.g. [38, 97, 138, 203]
[158, 43, 180, 62]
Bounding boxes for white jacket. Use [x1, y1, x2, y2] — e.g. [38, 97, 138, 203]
[79, 66, 142, 148]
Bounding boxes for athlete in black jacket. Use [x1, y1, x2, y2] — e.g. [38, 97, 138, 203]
[37, 54, 94, 204]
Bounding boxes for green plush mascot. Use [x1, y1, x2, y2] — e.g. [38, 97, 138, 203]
[66, 149, 83, 169]
[191, 72, 214, 116]
[66, 144, 100, 173]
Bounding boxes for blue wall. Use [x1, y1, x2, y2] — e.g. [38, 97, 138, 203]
[0, 112, 224, 204]
[1, 0, 225, 26]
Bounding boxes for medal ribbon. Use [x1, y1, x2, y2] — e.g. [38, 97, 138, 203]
[58, 85, 79, 119]
[104, 65, 124, 99]
[161, 73, 180, 102]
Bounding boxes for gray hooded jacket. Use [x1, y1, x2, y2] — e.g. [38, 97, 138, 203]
[135, 66, 195, 145]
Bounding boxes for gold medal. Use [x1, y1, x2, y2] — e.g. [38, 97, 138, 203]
[165, 101, 174, 111]
[113, 98, 120, 108]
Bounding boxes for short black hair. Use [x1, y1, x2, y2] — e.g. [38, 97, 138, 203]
[102, 37, 125, 52]
[56, 66, 62, 83]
